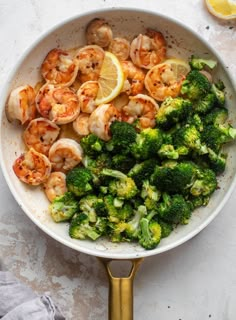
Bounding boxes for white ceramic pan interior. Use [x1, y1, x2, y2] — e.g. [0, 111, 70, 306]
[1, 8, 236, 260]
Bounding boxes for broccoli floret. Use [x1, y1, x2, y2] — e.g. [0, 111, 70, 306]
[157, 193, 192, 225]
[186, 113, 204, 132]
[201, 124, 236, 153]
[141, 180, 161, 210]
[108, 221, 128, 243]
[174, 124, 208, 155]
[193, 92, 216, 114]
[155, 96, 192, 129]
[128, 159, 158, 187]
[66, 167, 94, 197]
[188, 195, 210, 209]
[80, 133, 105, 156]
[158, 219, 174, 238]
[103, 194, 134, 223]
[79, 194, 101, 222]
[151, 161, 197, 194]
[101, 168, 138, 200]
[211, 80, 225, 107]
[190, 168, 217, 197]
[111, 154, 136, 173]
[131, 128, 163, 160]
[106, 120, 137, 154]
[181, 70, 212, 101]
[139, 210, 162, 250]
[126, 205, 147, 240]
[189, 55, 217, 70]
[69, 213, 101, 240]
[49, 191, 79, 222]
[206, 148, 227, 175]
[204, 107, 228, 126]
[158, 144, 189, 160]
[104, 194, 119, 222]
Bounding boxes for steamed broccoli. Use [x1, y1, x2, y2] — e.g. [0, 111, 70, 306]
[80, 133, 105, 156]
[206, 148, 227, 175]
[155, 96, 192, 129]
[126, 205, 147, 240]
[66, 167, 94, 197]
[69, 213, 101, 240]
[101, 168, 138, 200]
[211, 80, 225, 107]
[128, 159, 159, 187]
[158, 219, 174, 238]
[189, 55, 217, 70]
[201, 123, 236, 152]
[131, 128, 163, 160]
[139, 211, 162, 250]
[190, 168, 217, 197]
[181, 70, 212, 101]
[141, 180, 161, 210]
[49, 192, 78, 222]
[173, 124, 208, 155]
[151, 161, 197, 194]
[108, 220, 128, 243]
[204, 107, 228, 126]
[193, 92, 216, 114]
[106, 120, 137, 154]
[111, 154, 136, 173]
[157, 193, 192, 225]
[158, 144, 189, 160]
[104, 194, 134, 223]
[79, 194, 101, 222]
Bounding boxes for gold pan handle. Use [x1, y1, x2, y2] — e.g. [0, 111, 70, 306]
[99, 258, 143, 320]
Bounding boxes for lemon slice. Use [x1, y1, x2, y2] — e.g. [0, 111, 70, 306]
[95, 51, 124, 105]
[163, 58, 191, 81]
[205, 0, 236, 19]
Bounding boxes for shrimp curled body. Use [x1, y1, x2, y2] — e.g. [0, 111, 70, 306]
[13, 148, 52, 185]
[77, 81, 99, 114]
[48, 138, 83, 172]
[23, 118, 60, 156]
[122, 93, 159, 129]
[86, 18, 113, 48]
[44, 172, 67, 202]
[88, 103, 121, 141]
[73, 113, 90, 136]
[108, 37, 130, 61]
[6, 85, 37, 125]
[121, 60, 145, 96]
[130, 29, 166, 69]
[41, 48, 78, 87]
[36, 84, 80, 124]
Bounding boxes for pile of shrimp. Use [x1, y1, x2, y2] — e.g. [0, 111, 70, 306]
[6, 18, 186, 203]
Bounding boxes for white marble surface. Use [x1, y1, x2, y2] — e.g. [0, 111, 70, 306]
[0, 0, 236, 319]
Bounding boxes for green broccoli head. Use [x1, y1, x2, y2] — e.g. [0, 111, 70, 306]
[106, 120, 137, 154]
[111, 154, 136, 173]
[128, 158, 159, 188]
[158, 144, 189, 160]
[158, 219, 174, 238]
[201, 124, 236, 153]
[141, 180, 161, 211]
[80, 133, 105, 156]
[79, 194, 101, 222]
[108, 220, 128, 243]
[204, 107, 228, 126]
[155, 96, 192, 129]
[69, 213, 102, 241]
[190, 168, 217, 197]
[103, 194, 134, 223]
[180, 70, 212, 101]
[131, 127, 163, 160]
[49, 191, 78, 222]
[193, 92, 216, 114]
[151, 161, 197, 194]
[139, 218, 162, 250]
[174, 124, 208, 155]
[66, 167, 94, 197]
[101, 168, 138, 200]
[186, 113, 204, 132]
[157, 193, 192, 225]
[206, 148, 227, 175]
[189, 55, 217, 70]
[211, 80, 225, 107]
[125, 205, 147, 240]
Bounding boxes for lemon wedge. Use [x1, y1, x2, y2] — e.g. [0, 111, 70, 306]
[163, 58, 191, 81]
[95, 51, 125, 105]
[205, 0, 236, 19]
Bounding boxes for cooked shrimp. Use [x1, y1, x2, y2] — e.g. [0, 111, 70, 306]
[6, 85, 37, 125]
[121, 60, 145, 96]
[130, 28, 166, 69]
[77, 81, 98, 113]
[122, 94, 159, 129]
[86, 18, 113, 48]
[88, 103, 121, 141]
[13, 148, 51, 185]
[108, 37, 130, 61]
[48, 138, 83, 172]
[36, 84, 80, 124]
[76, 45, 105, 83]
[41, 48, 78, 87]
[44, 172, 67, 202]
[144, 62, 185, 101]
[73, 113, 90, 136]
[23, 118, 60, 156]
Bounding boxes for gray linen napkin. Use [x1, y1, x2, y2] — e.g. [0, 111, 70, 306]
[0, 272, 65, 319]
